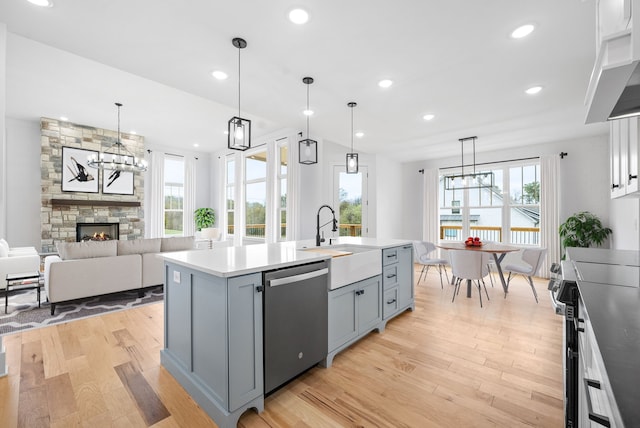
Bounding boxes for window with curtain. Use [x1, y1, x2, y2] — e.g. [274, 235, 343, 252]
[164, 155, 184, 236]
[245, 149, 267, 239]
[438, 160, 540, 244]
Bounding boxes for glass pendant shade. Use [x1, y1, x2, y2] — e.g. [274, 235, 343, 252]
[299, 139, 317, 164]
[298, 76, 318, 164]
[228, 37, 251, 151]
[228, 116, 251, 151]
[346, 152, 359, 174]
[346, 101, 358, 174]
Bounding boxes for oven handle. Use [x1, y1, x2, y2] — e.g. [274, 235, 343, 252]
[583, 378, 611, 427]
[268, 268, 329, 287]
[548, 290, 565, 314]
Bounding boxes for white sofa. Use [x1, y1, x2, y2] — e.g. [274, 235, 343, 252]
[0, 239, 41, 291]
[44, 236, 195, 314]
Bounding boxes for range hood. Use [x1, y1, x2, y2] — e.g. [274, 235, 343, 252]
[585, 29, 640, 123]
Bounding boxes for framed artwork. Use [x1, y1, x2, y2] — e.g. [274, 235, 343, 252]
[61, 147, 99, 193]
[101, 154, 134, 195]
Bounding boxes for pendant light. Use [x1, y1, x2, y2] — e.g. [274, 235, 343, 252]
[299, 77, 318, 164]
[87, 102, 147, 172]
[444, 136, 495, 190]
[346, 102, 358, 174]
[228, 37, 251, 151]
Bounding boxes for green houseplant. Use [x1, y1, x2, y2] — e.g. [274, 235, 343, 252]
[194, 208, 216, 231]
[559, 211, 612, 257]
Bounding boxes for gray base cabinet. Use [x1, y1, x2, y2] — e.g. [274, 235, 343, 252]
[161, 262, 264, 428]
[324, 275, 382, 367]
[382, 245, 414, 320]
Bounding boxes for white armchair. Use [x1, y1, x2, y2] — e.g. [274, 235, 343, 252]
[0, 239, 40, 290]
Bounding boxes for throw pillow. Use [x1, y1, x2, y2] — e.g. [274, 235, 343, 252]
[56, 240, 118, 260]
[0, 238, 9, 254]
[0, 243, 7, 258]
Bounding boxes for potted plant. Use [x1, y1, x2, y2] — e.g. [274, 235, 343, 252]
[559, 211, 612, 257]
[194, 208, 219, 240]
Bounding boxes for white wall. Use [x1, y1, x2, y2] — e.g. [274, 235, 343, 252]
[5, 118, 41, 247]
[400, 135, 614, 245]
[374, 154, 403, 239]
[0, 23, 6, 240]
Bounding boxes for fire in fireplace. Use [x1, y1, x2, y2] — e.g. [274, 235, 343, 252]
[76, 223, 119, 242]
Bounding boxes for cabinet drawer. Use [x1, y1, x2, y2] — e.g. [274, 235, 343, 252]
[382, 265, 398, 289]
[383, 288, 398, 319]
[383, 248, 398, 266]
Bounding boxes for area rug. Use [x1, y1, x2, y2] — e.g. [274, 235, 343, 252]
[0, 285, 164, 336]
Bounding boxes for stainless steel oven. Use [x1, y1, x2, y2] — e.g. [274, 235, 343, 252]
[549, 261, 579, 428]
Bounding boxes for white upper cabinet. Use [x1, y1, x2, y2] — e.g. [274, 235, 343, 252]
[610, 116, 640, 197]
[585, 0, 640, 123]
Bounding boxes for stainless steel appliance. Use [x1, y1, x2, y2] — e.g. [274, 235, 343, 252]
[549, 261, 579, 427]
[262, 260, 329, 394]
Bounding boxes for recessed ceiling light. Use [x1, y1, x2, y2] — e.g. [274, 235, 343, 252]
[288, 8, 309, 24]
[378, 79, 393, 88]
[355, 131, 364, 138]
[211, 70, 228, 80]
[511, 24, 535, 39]
[27, 0, 53, 7]
[303, 109, 314, 116]
[423, 114, 435, 121]
[525, 86, 543, 95]
[59, 116, 68, 121]
[193, 143, 199, 148]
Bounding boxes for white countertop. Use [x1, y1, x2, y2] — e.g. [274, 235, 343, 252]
[161, 238, 413, 277]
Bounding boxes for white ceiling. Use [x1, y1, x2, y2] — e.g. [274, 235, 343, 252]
[1, 0, 609, 162]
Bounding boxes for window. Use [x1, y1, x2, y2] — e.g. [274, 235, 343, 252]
[245, 149, 267, 239]
[226, 156, 235, 236]
[333, 166, 368, 237]
[277, 141, 288, 241]
[222, 137, 291, 243]
[439, 161, 540, 244]
[164, 155, 184, 236]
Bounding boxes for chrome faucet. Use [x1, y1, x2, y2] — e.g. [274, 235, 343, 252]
[316, 204, 338, 246]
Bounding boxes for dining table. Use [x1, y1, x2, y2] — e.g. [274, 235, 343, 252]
[436, 242, 521, 298]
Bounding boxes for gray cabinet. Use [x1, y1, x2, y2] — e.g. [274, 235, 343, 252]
[382, 245, 414, 320]
[325, 275, 382, 367]
[161, 263, 264, 428]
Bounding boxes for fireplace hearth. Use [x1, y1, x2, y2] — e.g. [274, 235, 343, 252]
[76, 223, 119, 242]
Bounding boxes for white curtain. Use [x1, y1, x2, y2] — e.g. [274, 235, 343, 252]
[422, 169, 439, 244]
[149, 151, 165, 238]
[183, 156, 197, 237]
[540, 154, 560, 278]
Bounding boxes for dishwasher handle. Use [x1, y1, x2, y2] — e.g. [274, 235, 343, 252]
[268, 268, 329, 287]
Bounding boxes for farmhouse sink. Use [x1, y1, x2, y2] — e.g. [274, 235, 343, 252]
[302, 244, 381, 290]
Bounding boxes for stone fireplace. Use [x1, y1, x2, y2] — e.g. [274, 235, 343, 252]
[76, 222, 120, 242]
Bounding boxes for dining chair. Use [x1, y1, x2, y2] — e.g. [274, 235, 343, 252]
[413, 241, 449, 288]
[449, 250, 491, 307]
[502, 248, 547, 303]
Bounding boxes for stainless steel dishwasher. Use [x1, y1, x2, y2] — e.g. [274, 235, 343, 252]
[263, 260, 329, 394]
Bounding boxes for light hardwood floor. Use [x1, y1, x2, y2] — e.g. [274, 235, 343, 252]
[0, 266, 563, 427]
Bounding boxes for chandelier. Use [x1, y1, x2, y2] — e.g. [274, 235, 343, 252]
[87, 103, 147, 172]
[444, 136, 494, 190]
[228, 37, 251, 151]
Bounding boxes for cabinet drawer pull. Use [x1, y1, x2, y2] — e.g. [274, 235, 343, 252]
[386, 254, 396, 258]
[386, 274, 397, 279]
[583, 378, 611, 427]
[355, 290, 365, 296]
[386, 298, 397, 304]
[630, 174, 638, 181]
[611, 184, 620, 189]
[256, 285, 264, 293]
[577, 327, 585, 333]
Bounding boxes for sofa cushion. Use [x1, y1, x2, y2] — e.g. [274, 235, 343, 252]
[117, 238, 162, 256]
[56, 240, 118, 260]
[161, 236, 195, 252]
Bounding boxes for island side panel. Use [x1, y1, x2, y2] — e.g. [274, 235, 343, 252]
[228, 273, 263, 412]
[164, 262, 192, 371]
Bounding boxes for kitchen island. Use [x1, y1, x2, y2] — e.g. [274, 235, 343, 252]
[160, 238, 413, 428]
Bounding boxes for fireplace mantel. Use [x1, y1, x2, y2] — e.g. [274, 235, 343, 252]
[51, 199, 141, 207]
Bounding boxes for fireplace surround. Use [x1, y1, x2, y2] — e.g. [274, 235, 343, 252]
[76, 223, 120, 242]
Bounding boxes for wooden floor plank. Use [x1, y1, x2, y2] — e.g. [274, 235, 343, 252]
[0, 265, 563, 427]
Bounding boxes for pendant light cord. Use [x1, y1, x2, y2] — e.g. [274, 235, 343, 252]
[306, 83, 310, 138]
[350, 106, 354, 152]
[237, 45, 241, 118]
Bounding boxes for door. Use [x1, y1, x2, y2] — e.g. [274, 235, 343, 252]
[333, 165, 369, 237]
[328, 284, 358, 351]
